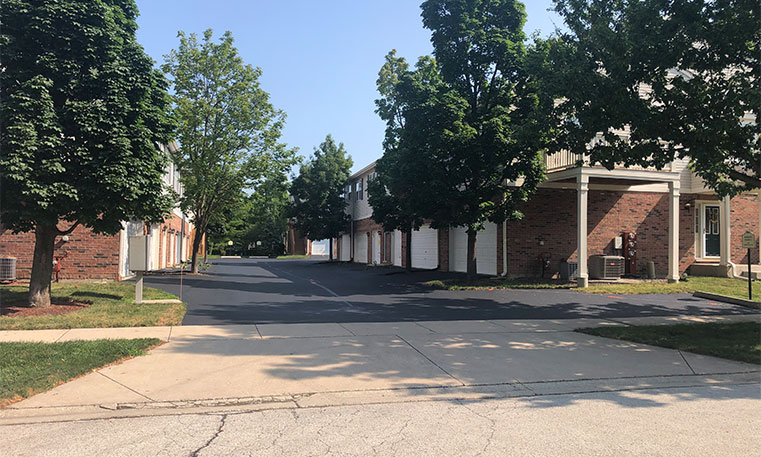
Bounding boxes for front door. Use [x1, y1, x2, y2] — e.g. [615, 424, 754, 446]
[703, 205, 721, 257]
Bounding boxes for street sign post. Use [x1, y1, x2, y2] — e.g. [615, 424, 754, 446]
[741, 231, 755, 300]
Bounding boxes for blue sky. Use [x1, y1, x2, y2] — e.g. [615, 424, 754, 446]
[135, 1, 563, 173]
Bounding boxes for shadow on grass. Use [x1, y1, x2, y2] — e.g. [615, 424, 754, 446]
[69, 291, 122, 300]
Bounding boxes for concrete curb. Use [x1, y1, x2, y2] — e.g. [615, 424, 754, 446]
[693, 291, 761, 309]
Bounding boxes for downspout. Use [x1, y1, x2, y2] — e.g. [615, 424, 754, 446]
[501, 183, 509, 277]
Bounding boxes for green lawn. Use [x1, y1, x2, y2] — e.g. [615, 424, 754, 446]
[0, 282, 186, 330]
[276, 255, 310, 259]
[426, 275, 759, 301]
[578, 322, 761, 365]
[0, 338, 161, 406]
[426, 277, 574, 291]
[581, 276, 760, 301]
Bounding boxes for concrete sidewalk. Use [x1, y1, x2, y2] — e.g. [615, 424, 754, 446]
[2, 313, 759, 343]
[2, 314, 759, 425]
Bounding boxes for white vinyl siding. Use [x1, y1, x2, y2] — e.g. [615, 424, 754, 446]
[411, 225, 438, 269]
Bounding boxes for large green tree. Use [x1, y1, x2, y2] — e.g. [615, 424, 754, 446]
[369, 52, 441, 271]
[418, 0, 555, 280]
[289, 135, 353, 261]
[0, 0, 174, 307]
[550, 0, 759, 197]
[162, 29, 296, 273]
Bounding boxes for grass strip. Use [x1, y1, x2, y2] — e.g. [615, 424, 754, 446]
[577, 322, 760, 365]
[0, 338, 161, 405]
[1, 282, 185, 330]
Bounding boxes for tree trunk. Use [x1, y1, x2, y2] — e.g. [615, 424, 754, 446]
[329, 238, 334, 261]
[466, 227, 478, 282]
[203, 230, 208, 263]
[405, 228, 412, 273]
[28, 223, 57, 308]
[191, 225, 204, 273]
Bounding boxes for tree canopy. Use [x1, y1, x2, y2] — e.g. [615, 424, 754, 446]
[415, 0, 555, 279]
[162, 29, 297, 272]
[369, 52, 442, 270]
[550, 0, 760, 197]
[289, 135, 353, 260]
[0, 0, 174, 306]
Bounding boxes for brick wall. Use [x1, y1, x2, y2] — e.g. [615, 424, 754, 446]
[438, 229, 449, 271]
[504, 189, 758, 278]
[730, 193, 760, 264]
[0, 224, 120, 280]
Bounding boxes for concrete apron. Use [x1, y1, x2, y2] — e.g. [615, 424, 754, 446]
[2, 317, 759, 425]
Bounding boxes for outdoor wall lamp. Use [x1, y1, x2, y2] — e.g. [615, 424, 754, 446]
[61, 235, 70, 242]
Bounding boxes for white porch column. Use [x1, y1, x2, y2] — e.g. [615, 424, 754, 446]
[577, 174, 589, 288]
[758, 191, 761, 265]
[667, 181, 680, 283]
[720, 196, 732, 268]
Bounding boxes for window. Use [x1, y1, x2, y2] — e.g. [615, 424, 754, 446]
[358, 178, 364, 200]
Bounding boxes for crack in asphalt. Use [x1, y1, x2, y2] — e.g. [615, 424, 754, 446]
[189, 414, 227, 457]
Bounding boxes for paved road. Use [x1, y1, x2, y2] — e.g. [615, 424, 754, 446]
[142, 258, 756, 325]
[4, 383, 759, 456]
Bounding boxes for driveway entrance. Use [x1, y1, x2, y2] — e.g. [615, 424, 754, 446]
[141, 258, 756, 325]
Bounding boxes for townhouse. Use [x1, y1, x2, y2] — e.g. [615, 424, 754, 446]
[0, 142, 201, 281]
[335, 154, 760, 287]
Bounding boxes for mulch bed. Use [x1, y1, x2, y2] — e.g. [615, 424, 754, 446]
[1, 299, 91, 318]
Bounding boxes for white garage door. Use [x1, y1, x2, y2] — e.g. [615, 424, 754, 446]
[449, 223, 497, 275]
[340, 235, 351, 261]
[393, 230, 402, 266]
[449, 226, 468, 273]
[477, 223, 497, 275]
[411, 225, 438, 269]
[354, 232, 368, 264]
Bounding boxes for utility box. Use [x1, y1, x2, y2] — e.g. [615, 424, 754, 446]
[128, 236, 150, 272]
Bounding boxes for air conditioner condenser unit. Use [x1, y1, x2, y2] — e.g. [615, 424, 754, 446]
[588, 255, 624, 280]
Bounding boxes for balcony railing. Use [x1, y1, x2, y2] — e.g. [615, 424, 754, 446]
[544, 150, 673, 173]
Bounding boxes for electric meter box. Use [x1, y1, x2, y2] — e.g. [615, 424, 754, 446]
[128, 236, 150, 272]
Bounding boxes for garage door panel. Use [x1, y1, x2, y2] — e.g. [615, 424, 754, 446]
[477, 222, 497, 275]
[341, 235, 351, 261]
[449, 223, 497, 275]
[393, 230, 402, 266]
[354, 233, 367, 264]
[411, 226, 438, 269]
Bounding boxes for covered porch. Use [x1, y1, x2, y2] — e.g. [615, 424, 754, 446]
[544, 166, 683, 287]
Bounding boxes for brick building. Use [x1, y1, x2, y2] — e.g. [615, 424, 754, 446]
[335, 156, 760, 287]
[0, 143, 200, 281]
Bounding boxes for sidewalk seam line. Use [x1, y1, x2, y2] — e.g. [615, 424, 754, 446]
[413, 322, 436, 333]
[253, 324, 263, 339]
[396, 334, 465, 386]
[96, 372, 155, 403]
[337, 323, 356, 336]
[167, 326, 173, 342]
[678, 350, 698, 375]
[54, 330, 70, 342]
[414, 322, 437, 333]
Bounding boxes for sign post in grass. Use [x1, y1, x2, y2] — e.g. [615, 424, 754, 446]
[742, 231, 755, 300]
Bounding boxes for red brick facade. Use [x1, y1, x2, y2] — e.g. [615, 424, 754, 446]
[338, 188, 759, 279]
[0, 224, 121, 281]
[505, 189, 759, 278]
[0, 214, 194, 281]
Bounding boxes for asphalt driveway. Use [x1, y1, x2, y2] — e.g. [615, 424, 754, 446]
[142, 258, 757, 325]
